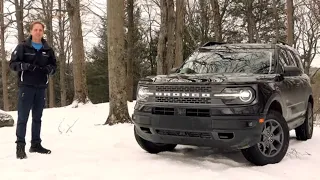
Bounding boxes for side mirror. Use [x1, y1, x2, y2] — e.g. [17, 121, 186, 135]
[283, 66, 302, 76]
[169, 67, 178, 73]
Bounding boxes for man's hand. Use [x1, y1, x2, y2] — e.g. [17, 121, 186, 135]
[21, 63, 37, 71]
[39, 65, 54, 75]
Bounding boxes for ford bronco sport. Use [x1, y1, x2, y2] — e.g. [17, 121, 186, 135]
[132, 42, 314, 166]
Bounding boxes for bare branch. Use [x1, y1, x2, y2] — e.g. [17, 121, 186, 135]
[83, 5, 105, 21]
[65, 118, 78, 133]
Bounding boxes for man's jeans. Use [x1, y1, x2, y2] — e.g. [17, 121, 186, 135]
[16, 86, 46, 144]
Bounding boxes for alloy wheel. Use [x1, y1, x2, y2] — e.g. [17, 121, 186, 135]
[258, 119, 284, 157]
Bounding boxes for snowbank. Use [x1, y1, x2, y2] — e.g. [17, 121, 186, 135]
[0, 102, 319, 179]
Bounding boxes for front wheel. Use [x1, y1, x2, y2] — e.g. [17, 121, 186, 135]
[241, 110, 289, 166]
[134, 126, 177, 154]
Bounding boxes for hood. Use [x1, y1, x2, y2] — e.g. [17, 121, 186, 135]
[141, 73, 278, 84]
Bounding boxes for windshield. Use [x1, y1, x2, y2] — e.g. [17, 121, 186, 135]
[177, 49, 274, 74]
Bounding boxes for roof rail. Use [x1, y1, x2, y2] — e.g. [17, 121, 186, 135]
[272, 39, 288, 45]
[278, 40, 288, 45]
[201, 41, 225, 47]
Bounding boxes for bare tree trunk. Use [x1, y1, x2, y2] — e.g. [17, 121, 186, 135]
[316, 0, 320, 23]
[0, 0, 9, 110]
[12, 0, 24, 109]
[126, 0, 134, 102]
[199, 0, 209, 43]
[246, 0, 255, 43]
[286, 0, 294, 46]
[174, 0, 184, 68]
[105, 0, 131, 125]
[66, 40, 73, 104]
[149, 10, 156, 75]
[66, 0, 89, 106]
[210, 0, 222, 42]
[185, 0, 197, 45]
[41, 0, 55, 108]
[14, 0, 24, 42]
[273, 0, 279, 41]
[156, 0, 167, 75]
[47, 0, 55, 108]
[58, 0, 67, 106]
[166, 0, 175, 73]
[143, 0, 157, 75]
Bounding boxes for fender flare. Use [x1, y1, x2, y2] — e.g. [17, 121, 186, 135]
[263, 92, 286, 118]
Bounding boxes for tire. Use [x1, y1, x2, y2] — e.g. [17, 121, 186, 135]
[134, 126, 177, 154]
[295, 102, 313, 140]
[241, 110, 289, 166]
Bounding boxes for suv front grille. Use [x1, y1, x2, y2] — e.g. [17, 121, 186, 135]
[154, 85, 212, 104]
[155, 85, 211, 92]
[155, 97, 211, 104]
[152, 107, 174, 115]
[186, 109, 210, 117]
[156, 129, 212, 139]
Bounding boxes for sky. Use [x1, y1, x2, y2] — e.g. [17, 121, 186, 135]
[2, 0, 320, 68]
[313, 56, 320, 67]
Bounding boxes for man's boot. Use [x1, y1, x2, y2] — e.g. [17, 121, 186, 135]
[16, 143, 27, 159]
[29, 143, 51, 154]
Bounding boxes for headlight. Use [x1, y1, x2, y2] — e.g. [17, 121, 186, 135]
[239, 89, 253, 102]
[137, 86, 153, 101]
[213, 87, 255, 104]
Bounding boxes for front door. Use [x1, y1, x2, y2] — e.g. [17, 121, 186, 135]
[286, 48, 309, 118]
[275, 47, 301, 121]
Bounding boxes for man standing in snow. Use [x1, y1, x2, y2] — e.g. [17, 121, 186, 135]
[9, 21, 57, 159]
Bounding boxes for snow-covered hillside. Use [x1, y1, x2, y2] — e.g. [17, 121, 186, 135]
[0, 102, 319, 180]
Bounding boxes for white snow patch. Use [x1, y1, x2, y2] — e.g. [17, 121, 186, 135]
[0, 109, 8, 114]
[0, 101, 320, 180]
[66, 98, 93, 108]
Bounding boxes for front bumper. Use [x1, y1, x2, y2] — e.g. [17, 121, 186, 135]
[133, 110, 265, 149]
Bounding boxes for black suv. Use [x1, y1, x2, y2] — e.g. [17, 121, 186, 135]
[132, 42, 314, 166]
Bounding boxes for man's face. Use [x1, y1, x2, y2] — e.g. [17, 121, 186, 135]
[31, 24, 44, 40]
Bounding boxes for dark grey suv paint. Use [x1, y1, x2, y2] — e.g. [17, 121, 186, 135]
[132, 42, 314, 166]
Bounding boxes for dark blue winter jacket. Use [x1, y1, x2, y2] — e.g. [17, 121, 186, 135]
[9, 36, 57, 88]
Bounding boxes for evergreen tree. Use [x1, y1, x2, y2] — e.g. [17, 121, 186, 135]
[87, 20, 109, 103]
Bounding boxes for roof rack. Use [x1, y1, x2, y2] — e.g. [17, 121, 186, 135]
[201, 41, 225, 47]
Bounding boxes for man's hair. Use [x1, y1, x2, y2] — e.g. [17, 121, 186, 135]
[30, 21, 45, 30]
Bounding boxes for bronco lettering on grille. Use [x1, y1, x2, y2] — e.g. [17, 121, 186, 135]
[155, 92, 211, 97]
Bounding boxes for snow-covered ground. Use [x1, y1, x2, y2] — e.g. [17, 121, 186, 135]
[0, 102, 320, 180]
